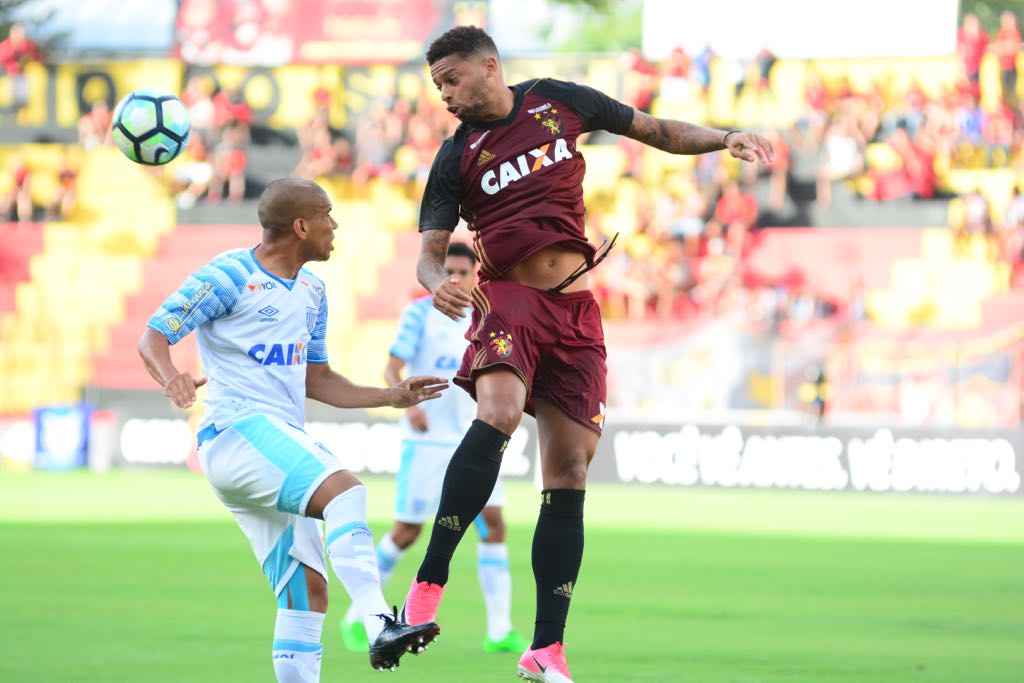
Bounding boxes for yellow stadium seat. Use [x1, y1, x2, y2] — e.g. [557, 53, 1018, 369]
[865, 143, 902, 172]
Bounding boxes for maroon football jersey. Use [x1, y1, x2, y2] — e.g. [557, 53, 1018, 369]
[418, 78, 634, 279]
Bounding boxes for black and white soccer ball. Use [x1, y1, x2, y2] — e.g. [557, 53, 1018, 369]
[111, 89, 191, 166]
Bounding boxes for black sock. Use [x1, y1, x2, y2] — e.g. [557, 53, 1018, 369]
[531, 488, 585, 649]
[416, 419, 510, 585]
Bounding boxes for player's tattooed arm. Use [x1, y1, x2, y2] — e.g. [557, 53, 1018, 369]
[626, 111, 774, 164]
[418, 229, 472, 320]
[417, 229, 452, 293]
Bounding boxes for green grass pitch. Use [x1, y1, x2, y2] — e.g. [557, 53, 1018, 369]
[1, 470, 1022, 682]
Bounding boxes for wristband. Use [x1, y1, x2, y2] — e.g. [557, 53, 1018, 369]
[723, 130, 740, 146]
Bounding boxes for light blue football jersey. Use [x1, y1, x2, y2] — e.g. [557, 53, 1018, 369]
[390, 296, 474, 443]
[148, 248, 328, 432]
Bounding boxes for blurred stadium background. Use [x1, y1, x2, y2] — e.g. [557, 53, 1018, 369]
[0, 1, 1022, 682]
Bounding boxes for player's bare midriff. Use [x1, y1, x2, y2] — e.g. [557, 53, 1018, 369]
[503, 244, 590, 293]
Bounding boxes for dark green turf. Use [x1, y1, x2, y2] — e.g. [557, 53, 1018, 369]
[1, 517, 1021, 682]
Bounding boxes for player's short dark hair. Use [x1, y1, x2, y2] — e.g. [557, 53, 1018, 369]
[447, 241, 477, 264]
[426, 26, 498, 65]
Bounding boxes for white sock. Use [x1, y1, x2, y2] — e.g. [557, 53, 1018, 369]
[324, 485, 391, 641]
[272, 608, 324, 683]
[477, 542, 513, 641]
[345, 533, 404, 625]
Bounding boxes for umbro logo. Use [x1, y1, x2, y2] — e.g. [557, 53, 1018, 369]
[437, 515, 462, 532]
[553, 581, 574, 598]
[258, 306, 280, 323]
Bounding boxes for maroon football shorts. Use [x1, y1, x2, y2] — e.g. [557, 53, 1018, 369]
[453, 279, 607, 435]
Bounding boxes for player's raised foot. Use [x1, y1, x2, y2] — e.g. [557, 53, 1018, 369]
[368, 607, 440, 671]
[340, 616, 369, 652]
[400, 579, 445, 625]
[483, 629, 530, 653]
[517, 642, 574, 683]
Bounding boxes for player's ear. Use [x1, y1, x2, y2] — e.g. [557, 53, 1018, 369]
[292, 217, 308, 239]
[482, 54, 499, 78]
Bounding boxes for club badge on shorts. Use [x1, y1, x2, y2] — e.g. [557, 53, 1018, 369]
[488, 330, 514, 358]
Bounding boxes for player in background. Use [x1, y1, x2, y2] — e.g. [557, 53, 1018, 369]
[138, 178, 445, 681]
[340, 242, 528, 655]
[401, 27, 774, 683]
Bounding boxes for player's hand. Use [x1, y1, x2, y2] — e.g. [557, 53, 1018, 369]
[388, 375, 449, 408]
[164, 372, 207, 410]
[407, 405, 430, 432]
[725, 131, 775, 165]
[432, 276, 473, 320]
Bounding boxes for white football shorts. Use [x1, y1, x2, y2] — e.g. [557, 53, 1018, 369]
[198, 413, 342, 596]
[393, 440, 505, 526]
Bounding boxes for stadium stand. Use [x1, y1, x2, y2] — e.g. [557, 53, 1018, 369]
[1, 32, 1022, 424]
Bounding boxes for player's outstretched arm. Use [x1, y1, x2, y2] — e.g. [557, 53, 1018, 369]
[625, 110, 775, 165]
[385, 354, 430, 431]
[306, 363, 448, 409]
[138, 327, 207, 410]
[418, 229, 472, 320]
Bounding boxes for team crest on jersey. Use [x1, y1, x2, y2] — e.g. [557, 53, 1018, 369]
[534, 107, 561, 136]
[488, 330, 514, 358]
[306, 307, 317, 334]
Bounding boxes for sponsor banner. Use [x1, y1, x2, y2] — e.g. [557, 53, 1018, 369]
[15, 57, 621, 130]
[591, 422, 1023, 496]
[33, 404, 91, 471]
[15, 60, 346, 129]
[94, 390, 1022, 496]
[174, 0, 457, 66]
[105, 390, 538, 477]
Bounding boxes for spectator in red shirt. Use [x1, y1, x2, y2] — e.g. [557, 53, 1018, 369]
[209, 125, 247, 203]
[3, 152, 32, 222]
[212, 88, 253, 141]
[0, 23, 43, 119]
[711, 180, 759, 245]
[50, 154, 77, 220]
[994, 11, 1022, 106]
[619, 48, 659, 113]
[889, 127, 937, 199]
[958, 13, 988, 89]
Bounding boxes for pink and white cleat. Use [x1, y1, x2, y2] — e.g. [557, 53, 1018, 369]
[517, 642, 574, 683]
[400, 580, 445, 626]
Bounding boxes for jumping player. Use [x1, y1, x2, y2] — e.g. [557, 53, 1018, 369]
[340, 241, 527, 654]
[138, 178, 444, 681]
[400, 27, 774, 682]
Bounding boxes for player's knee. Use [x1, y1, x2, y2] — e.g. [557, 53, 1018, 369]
[483, 518, 506, 542]
[306, 576, 329, 613]
[476, 403, 521, 435]
[548, 456, 590, 489]
[391, 524, 421, 548]
[279, 566, 328, 614]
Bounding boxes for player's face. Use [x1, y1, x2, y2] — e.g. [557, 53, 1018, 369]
[444, 254, 477, 295]
[306, 193, 337, 262]
[430, 54, 494, 124]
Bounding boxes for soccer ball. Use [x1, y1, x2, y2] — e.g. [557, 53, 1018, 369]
[111, 89, 191, 166]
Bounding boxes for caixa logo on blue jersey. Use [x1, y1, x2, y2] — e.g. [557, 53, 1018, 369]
[248, 342, 306, 366]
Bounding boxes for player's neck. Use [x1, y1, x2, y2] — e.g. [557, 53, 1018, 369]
[253, 242, 302, 281]
[481, 86, 516, 122]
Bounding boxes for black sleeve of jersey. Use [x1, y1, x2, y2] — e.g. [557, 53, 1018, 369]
[532, 78, 635, 135]
[418, 132, 466, 232]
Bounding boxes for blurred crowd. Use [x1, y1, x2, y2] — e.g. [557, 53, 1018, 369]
[4, 13, 1024, 323]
